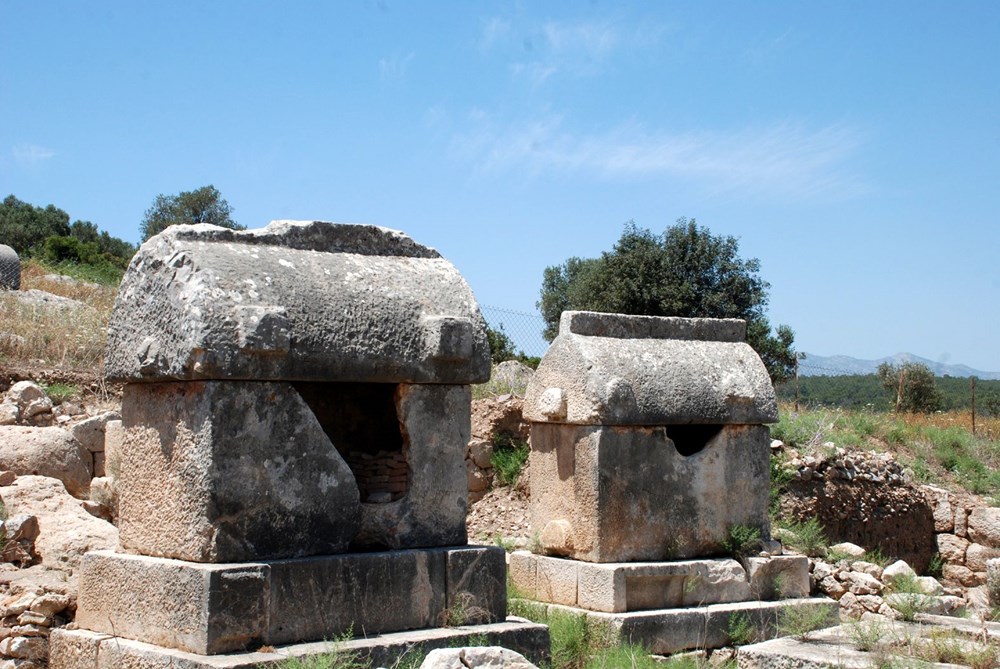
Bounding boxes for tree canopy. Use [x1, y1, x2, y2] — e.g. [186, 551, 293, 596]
[538, 218, 796, 382]
[0, 194, 135, 270]
[877, 362, 944, 413]
[140, 185, 244, 241]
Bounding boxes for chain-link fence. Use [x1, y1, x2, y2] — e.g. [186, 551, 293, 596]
[0, 245, 21, 290]
[480, 305, 550, 358]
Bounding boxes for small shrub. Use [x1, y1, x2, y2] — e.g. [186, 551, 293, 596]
[584, 643, 659, 669]
[549, 610, 590, 669]
[42, 382, 79, 404]
[863, 548, 892, 568]
[847, 618, 885, 652]
[492, 533, 516, 552]
[776, 604, 835, 640]
[924, 553, 943, 578]
[490, 434, 529, 487]
[722, 524, 761, 559]
[886, 574, 931, 622]
[726, 611, 754, 646]
[778, 518, 827, 557]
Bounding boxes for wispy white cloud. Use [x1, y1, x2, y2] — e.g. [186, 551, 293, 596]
[11, 144, 56, 167]
[451, 114, 866, 200]
[379, 51, 416, 81]
[479, 15, 664, 83]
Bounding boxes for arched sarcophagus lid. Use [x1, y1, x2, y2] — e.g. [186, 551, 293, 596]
[105, 220, 491, 384]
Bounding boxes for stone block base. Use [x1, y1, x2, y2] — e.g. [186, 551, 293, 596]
[75, 546, 506, 654]
[51, 620, 550, 669]
[517, 598, 837, 655]
[508, 552, 809, 613]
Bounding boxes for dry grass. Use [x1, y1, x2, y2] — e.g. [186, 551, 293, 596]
[0, 260, 117, 372]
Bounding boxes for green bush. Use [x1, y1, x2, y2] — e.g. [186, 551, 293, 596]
[491, 434, 529, 487]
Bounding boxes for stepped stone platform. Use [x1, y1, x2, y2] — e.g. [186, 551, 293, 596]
[52, 620, 550, 669]
[73, 546, 508, 655]
[737, 613, 1000, 668]
[509, 552, 838, 654]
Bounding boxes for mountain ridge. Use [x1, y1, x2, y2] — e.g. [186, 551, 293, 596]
[799, 352, 1000, 381]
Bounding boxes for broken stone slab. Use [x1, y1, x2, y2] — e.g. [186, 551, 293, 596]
[0, 426, 91, 498]
[51, 619, 550, 669]
[0, 475, 117, 574]
[117, 380, 359, 562]
[745, 555, 810, 600]
[104, 221, 491, 385]
[529, 423, 771, 562]
[69, 411, 120, 454]
[75, 546, 506, 654]
[420, 647, 538, 669]
[523, 311, 776, 426]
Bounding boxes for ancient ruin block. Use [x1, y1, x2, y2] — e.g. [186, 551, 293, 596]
[524, 311, 778, 562]
[118, 381, 360, 562]
[106, 221, 488, 556]
[104, 221, 490, 384]
[0, 244, 19, 290]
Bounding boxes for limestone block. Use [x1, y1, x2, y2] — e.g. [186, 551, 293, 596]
[0, 426, 91, 498]
[420, 647, 537, 669]
[104, 221, 490, 384]
[576, 563, 625, 613]
[828, 542, 865, 557]
[929, 489, 955, 532]
[444, 546, 506, 624]
[535, 556, 578, 607]
[508, 551, 537, 597]
[935, 533, 969, 563]
[117, 381, 360, 562]
[0, 244, 20, 290]
[0, 475, 117, 573]
[70, 412, 120, 454]
[968, 508, 1000, 546]
[987, 558, 1000, 606]
[882, 560, 916, 582]
[52, 621, 551, 669]
[75, 551, 269, 655]
[746, 555, 809, 600]
[589, 598, 837, 655]
[467, 440, 493, 469]
[355, 384, 470, 549]
[943, 563, 978, 587]
[523, 311, 776, 425]
[102, 420, 123, 478]
[529, 424, 770, 562]
[268, 549, 447, 644]
[967, 543, 1000, 571]
[914, 576, 944, 596]
[955, 507, 970, 537]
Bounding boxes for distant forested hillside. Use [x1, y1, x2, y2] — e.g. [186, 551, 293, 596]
[776, 374, 1000, 415]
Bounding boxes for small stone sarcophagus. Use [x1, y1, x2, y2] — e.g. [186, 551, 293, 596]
[524, 311, 778, 563]
[104, 221, 491, 562]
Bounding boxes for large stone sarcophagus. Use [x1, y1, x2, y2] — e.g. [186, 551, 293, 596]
[52, 221, 548, 668]
[523, 310, 778, 563]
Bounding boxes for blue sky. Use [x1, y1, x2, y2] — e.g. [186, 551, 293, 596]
[3, 2, 998, 370]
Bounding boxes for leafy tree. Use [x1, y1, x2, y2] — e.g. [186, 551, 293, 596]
[486, 324, 517, 364]
[538, 219, 796, 382]
[877, 362, 943, 413]
[140, 185, 243, 241]
[0, 195, 71, 254]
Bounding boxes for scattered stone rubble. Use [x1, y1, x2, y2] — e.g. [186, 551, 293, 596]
[788, 445, 907, 485]
[0, 380, 120, 669]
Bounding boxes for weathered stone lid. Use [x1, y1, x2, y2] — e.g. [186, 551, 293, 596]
[105, 221, 491, 383]
[523, 311, 778, 425]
